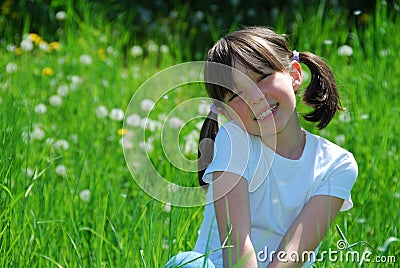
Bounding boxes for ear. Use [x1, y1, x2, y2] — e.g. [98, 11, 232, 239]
[290, 61, 303, 92]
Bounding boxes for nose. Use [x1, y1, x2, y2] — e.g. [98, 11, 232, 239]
[247, 85, 265, 105]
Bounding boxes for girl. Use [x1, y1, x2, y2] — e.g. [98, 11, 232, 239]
[166, 26, 357, 267]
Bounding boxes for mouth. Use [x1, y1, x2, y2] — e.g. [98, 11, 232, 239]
[255, 103, 279, 120]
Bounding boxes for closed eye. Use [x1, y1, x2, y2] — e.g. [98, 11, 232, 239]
[228, 92, 239, 102]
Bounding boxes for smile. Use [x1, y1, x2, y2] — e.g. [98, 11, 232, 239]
[255, 103, 279, 120]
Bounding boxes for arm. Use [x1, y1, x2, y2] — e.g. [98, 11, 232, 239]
[267, 195, 344, 268]
[212, 171, 258, 268]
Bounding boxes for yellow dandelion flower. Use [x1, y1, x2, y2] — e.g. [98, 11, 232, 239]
[15, 48, 22, 55]
[98, 48, 106, 61]
[29, 33, 42, 45]
[117, 128, 129, 136]
[49, 42, 61, 51]
[42, 67, 54, 76]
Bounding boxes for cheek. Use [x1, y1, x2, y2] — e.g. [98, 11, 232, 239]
[230, 100, 249, 118]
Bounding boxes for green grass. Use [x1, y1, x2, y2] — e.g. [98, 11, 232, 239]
[1, 2, 399, 267]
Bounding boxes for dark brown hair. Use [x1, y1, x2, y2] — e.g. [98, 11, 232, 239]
[198, 26, 343, 186]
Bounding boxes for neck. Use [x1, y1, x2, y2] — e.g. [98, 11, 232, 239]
[262, 111, 305, 160]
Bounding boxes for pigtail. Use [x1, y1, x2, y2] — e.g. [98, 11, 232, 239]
[298, 52, 344, 129]
[198, 111, 219, 186]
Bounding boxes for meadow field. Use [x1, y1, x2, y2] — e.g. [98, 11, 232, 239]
[1, 1, 399, 267]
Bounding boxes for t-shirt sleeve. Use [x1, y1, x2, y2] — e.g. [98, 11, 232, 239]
[202, 122, 252, 184]
[312, 153, 358, 211]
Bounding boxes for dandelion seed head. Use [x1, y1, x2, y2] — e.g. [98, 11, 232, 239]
[169, 117, 184, 129]
[39, 42, 50, 52]
[163, 203, 171, 213]
[34, 103, 47, 114]
[55, 165, 67, 177]
[338, 45, 353, 56]
[6, 44, 16, 52]
[79, 189, 91, 202]
[6, 62, 18, 73]
[147, 40, 158, 52]
[55, 11, 67, 21]
[79, 54, 93, 65]
[109, 108, 125, 121]
[21, 39, 33, 51]
[54, 139, 70, 150]
[126, 114, 141, 127]
[49, 95, 63, 107]
[334, 134, 345, 145]
[24, 167, 34, 177]
[130, 45, 143, 57]
[140, 99, 155, 112]
[338, 112, 351, 123]
[96, 105, 108, 118]
[32, 127, 45, 140]
[57, 84, 69, 96]
[160, 45, 169, 54]
[198, 102, 209, 115]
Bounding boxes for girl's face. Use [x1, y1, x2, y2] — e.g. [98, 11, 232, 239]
[220, 60, 302, 139]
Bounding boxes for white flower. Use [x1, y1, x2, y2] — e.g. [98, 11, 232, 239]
[184, 130, 199, 155]
[6, 44, 16, 52]
[39, 42, 49, 52]
[79, 54, 92, 65]
[49, 95, 63, 106]
[139, 140, 154, 153]
[70, 75, 83, 86]
[338, 45, 353, 56]
[34, 103, 47, 114]
[120, 137, 133, 149]
[163, 202, 171, 213]
[140, 118, 161, 131]
[160, 45, 169, 54]
[379, 49, 390, 57]
[169, 117, 184, 129]
[140, 99, 155, 112]
[46, 137, 55, 145]
[109, 108, 124, 121]
[54, 139, 70, 150]
[338, 112, 351, 123]
[126, 114, 141, 127]
[57, 84, 69, 96]
[130, 45, 143, 57]
[147, 41, 158, 52]
[198, 102, 210, 115]
[31, 127, 45, 140]
[96, 105, 108, 118]
[323, 39, 333, 46]
[79, 189, 91, 202]
[55, 11, 67, 21]
[6, 62, 18, 73]
[21, 39, 33, 51]
[24, 167, 34, 177]
[334, 134, 345, 145]
[360, 114, 369, 120]
[55, 165, 67, 177]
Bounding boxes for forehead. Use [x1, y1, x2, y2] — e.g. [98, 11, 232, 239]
[232, 59, 271, 84]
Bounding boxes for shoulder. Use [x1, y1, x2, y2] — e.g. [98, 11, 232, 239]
[306, 131, 358, 174]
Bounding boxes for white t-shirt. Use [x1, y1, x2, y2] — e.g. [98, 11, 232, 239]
[194, 121, 358, 267]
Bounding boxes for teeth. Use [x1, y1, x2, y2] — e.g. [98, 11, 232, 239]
[256, 104, 278, 120]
